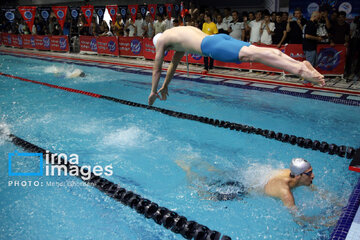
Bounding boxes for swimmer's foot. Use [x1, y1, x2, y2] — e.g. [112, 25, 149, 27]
[301, 61, 325, 87]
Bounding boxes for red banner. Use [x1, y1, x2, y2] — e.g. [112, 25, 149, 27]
[11, 34, 23, 48]
[128, 5, 138, 22]
[284, 44, 305, 62]
[106, 5, 118, 24]
[52, 6, 68, 30]
[148, 4, 157, 20]
[79, 35, 97, 52]
[0, 33, 2, 45]
[251, 44, 286, 72]
[18, 6, 36, 31]
[2, 33, 11, 46]
[165, 4, 173, 18]
[97, 36, 119, 56]
[118, 36, 142, 56]
[35, 35, 51, 50]
[316, 45, 346, 75]
[81, 5, 94, 27]
[50, 36, 69, 52]
[22, 34, 36, 49]
[143, 38, 155, 59]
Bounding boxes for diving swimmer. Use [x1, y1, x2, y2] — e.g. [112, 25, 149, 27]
[148, 26, 325, 105]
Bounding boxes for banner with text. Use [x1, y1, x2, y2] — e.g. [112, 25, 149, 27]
[97, 36, 119, 56]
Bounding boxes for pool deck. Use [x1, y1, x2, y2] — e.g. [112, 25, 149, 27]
[1, 46, 360, 239]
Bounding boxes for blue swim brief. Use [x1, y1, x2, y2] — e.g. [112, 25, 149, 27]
[200, 34, 251, 64]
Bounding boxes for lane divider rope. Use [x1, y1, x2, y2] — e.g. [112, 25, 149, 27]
[1, 72, 356, 159]
[7, 133, 231, 240]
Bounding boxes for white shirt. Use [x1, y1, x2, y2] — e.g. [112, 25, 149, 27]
[249, 20, 262, 43]
[260, 22, 275, 45]
[229, 21, 244, 40]
[154, 20, 166, 35]
[216, 22, 228, 32]
[126, 19, 135, 37]
[222, 16, 233, 29]
[134, 19, 145, 37]
[164, 18, 173, 30]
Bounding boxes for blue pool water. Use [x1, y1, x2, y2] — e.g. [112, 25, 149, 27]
[0, 53, 359, 240]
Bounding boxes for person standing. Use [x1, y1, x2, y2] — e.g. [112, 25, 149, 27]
[202, 12, 218, 72]
[260, 12, 275, 45]
[154, 14, 166, 35]
[272, 12, 287, 48]
[286, 8, 307, 44]
[246, 10, 262, 44]
[229, 11, 244, 40]
[303, 11, 322, 67]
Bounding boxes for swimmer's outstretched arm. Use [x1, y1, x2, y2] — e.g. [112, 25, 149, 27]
[149, 49, 184, 105]
[239, 45, 325, 86]
[157, 51, 185, 100]
[149, 45, 165, 105]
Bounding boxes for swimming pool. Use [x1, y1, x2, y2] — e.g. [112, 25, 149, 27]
[0, 52, 359, 240]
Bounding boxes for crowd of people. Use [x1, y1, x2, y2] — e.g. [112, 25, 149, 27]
[0, 4, 359, 80]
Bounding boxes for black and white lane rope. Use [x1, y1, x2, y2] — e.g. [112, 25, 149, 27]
[7, 133, 231, 240]
[1, 72, 356, 159]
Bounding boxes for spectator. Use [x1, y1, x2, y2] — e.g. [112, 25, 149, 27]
[202, 11, 218, 72]
[281, 12, 289, 24]
[260, 12, 275, 45]
[189, 1, 199, 16]
[134, 13, 145, 37]
[246, 10, 262, 43]
[317, 7, 331, 43]
[303, 11, 322, 67]
[272, 12, 287, 48]
[345, 16, 359, 79]
[330, 11, 350, 47]
[197, 12, 205, 29]
[113, 14, 124, 36]
[63, 18, 71, 36]
[286, 8, 307, 44]
[271, 12, 276, 22]
[216, 14, 228, 34]
[77, 14, 89, 35]
[329, 10, 338, 27]
[248, 12, 255, 22]
[222, 8, 233, 29]
[99, 21, 113, 36]
[164, 15, 173, 30]
[229, 11, 244, 40]
[125, 17, 136, 37]
[154, 14, 166, 35]
[173, 18, 180, 27]
[144, 14, 155, 38]
[18, 19, 26, 34]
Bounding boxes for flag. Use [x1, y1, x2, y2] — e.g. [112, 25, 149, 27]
[18, 6, 37, 30]
[106, 5, 118, 24]
[52, 6, 68, 30]
[81, 5, 94, 27]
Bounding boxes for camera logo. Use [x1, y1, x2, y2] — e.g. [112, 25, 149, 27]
[8, 150, 43, 176]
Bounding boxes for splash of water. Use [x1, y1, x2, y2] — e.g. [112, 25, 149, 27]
[0, 122, 11, 145]
[102, 126, 151, 148]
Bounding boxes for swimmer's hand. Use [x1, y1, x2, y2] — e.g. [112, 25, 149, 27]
[148, 92, 159, 105]
[157, 86, 169, 101]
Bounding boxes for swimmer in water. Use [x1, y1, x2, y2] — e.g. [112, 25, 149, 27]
[50, 66, 85, 78]
[148, 26, 325, 105]
[176, 157, 314, 206]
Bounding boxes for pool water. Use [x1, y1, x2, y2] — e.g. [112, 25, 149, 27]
[0, 53, 359, 240]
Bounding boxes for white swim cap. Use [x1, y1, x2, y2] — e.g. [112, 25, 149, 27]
[153, 33, 162, 48]
[290, 158, 311, 176]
